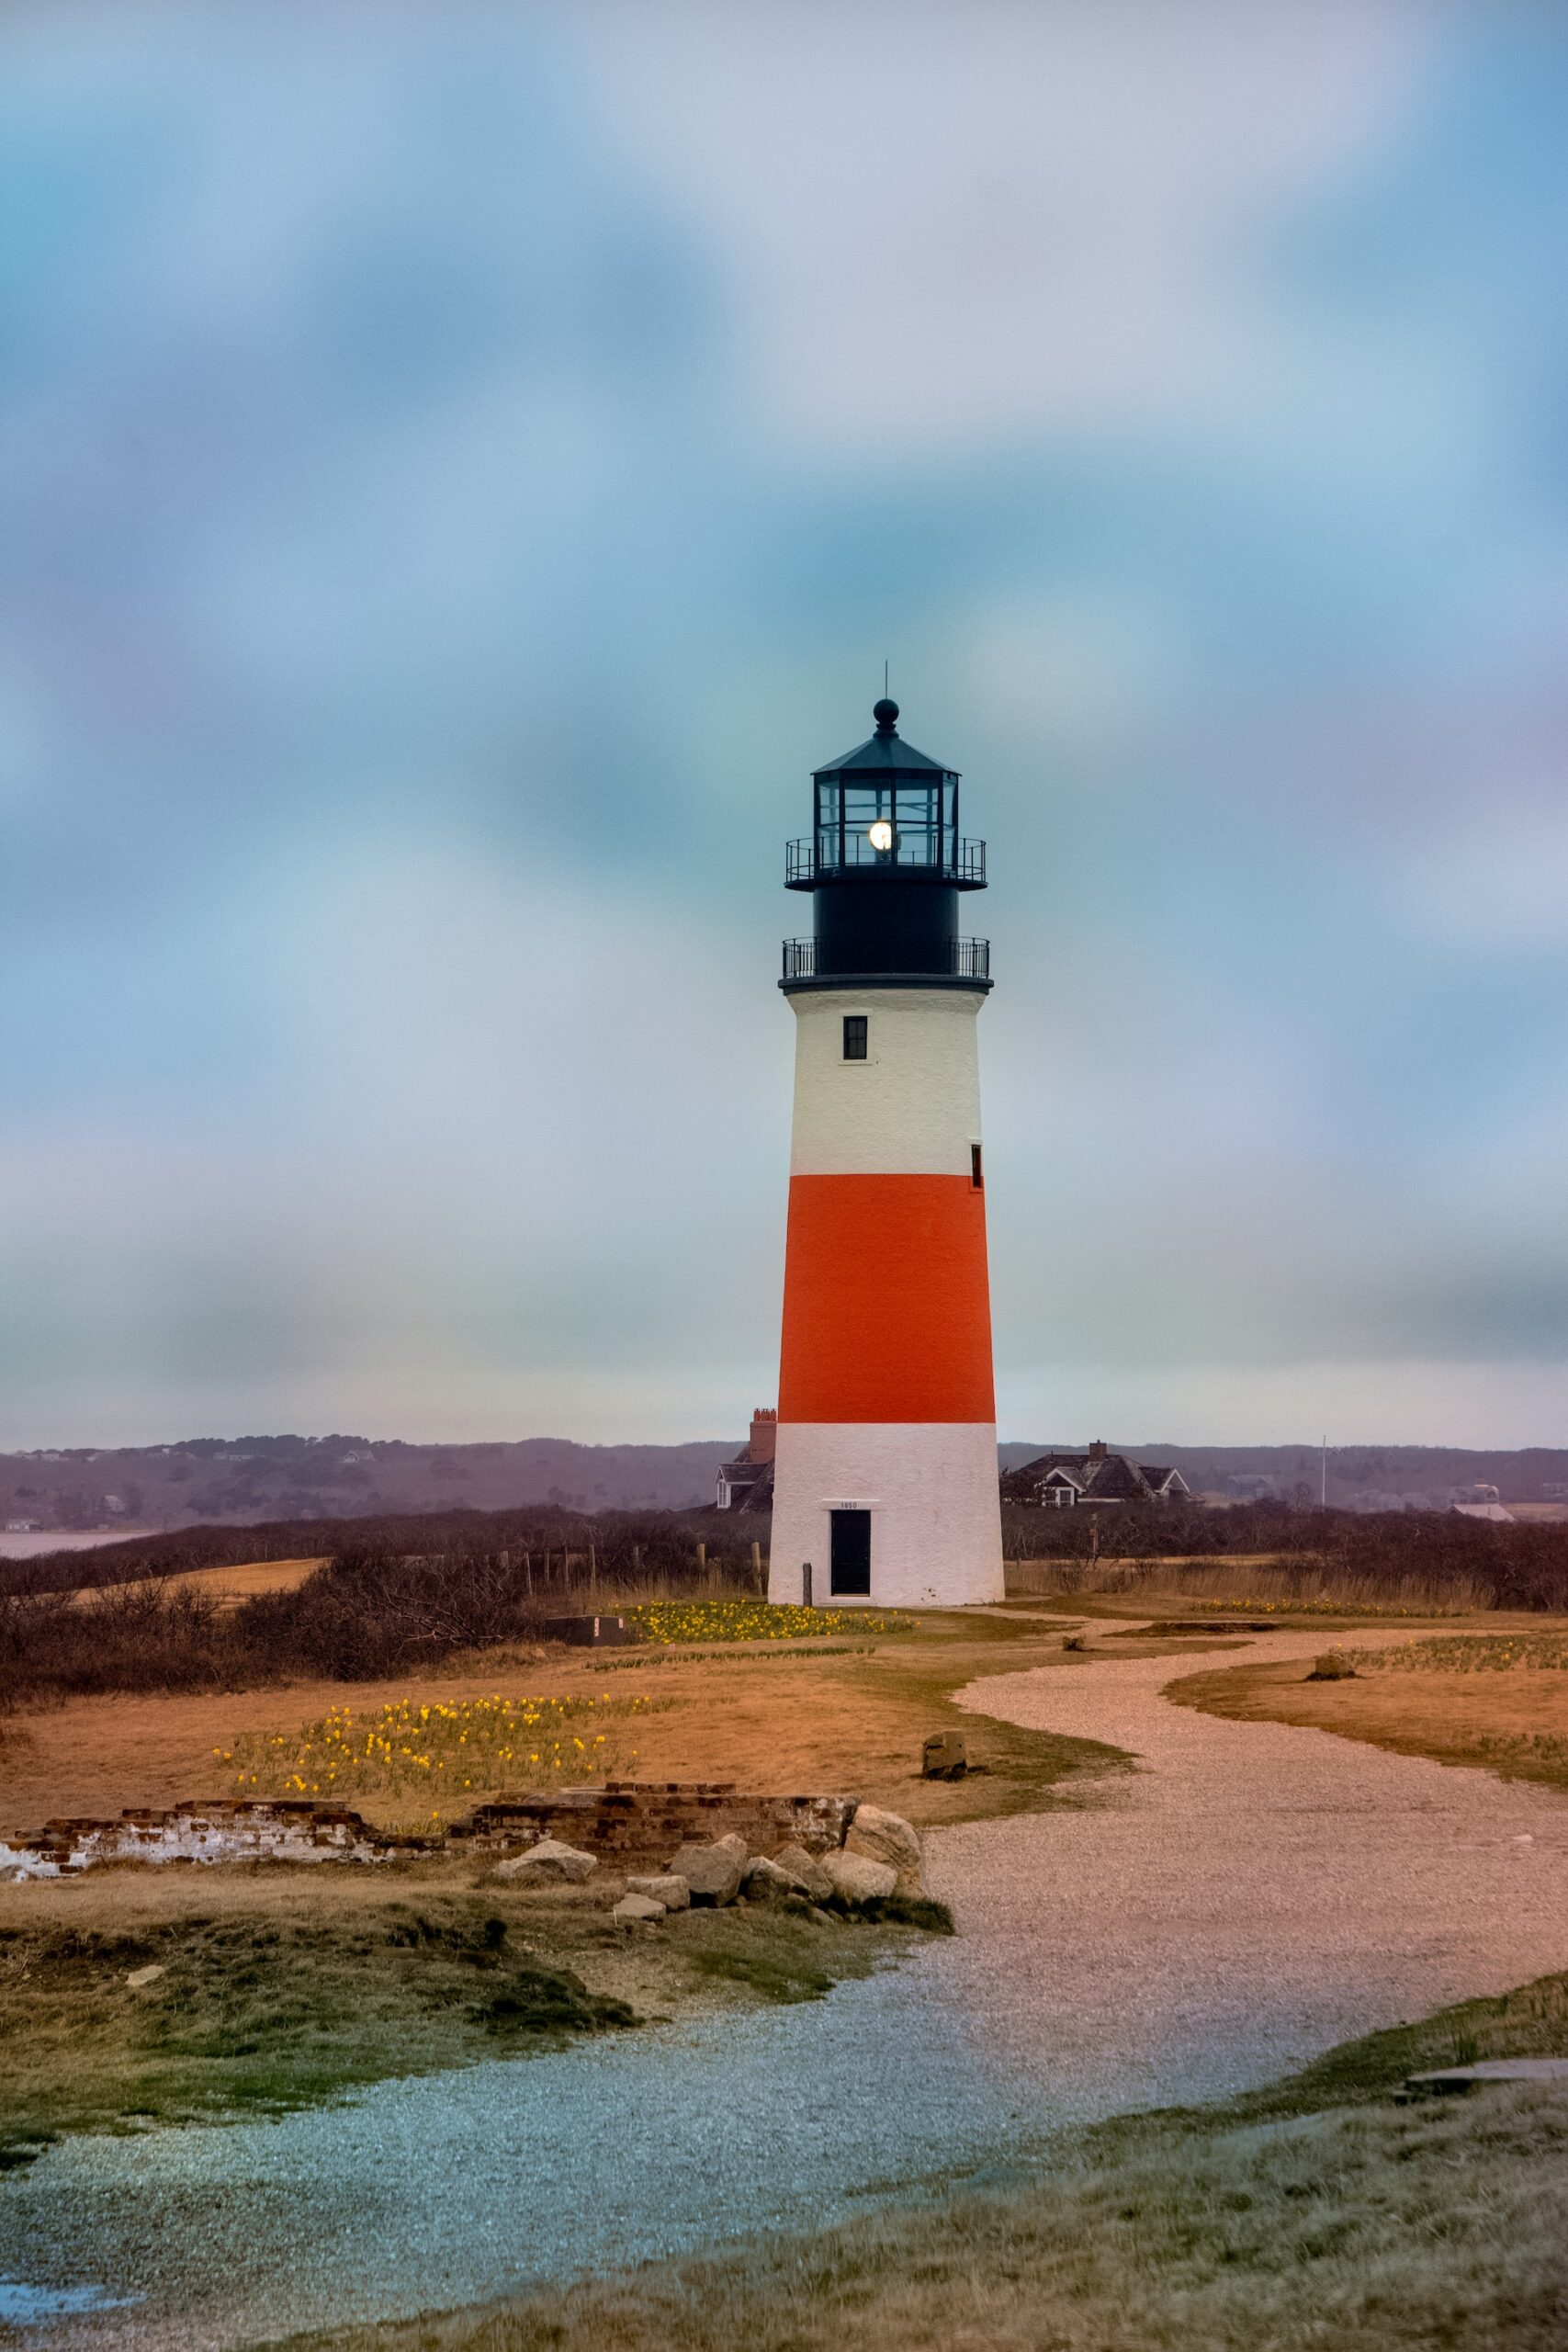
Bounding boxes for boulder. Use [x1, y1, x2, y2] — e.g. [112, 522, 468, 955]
[844, 1804, 926, 1894]
[714, 1832, 750, 1863]
[492, 1837, 598, 1886]
[741, 1856, 796, 1901]
[613, 1893, 666, 1925]
[666, 1840, 745, 1905]
[922, 1730, 968, 1780]
[771, 1841, 834, 1903]
[821, 1848, 897, 1905]
[626, 1873, 691, 1911]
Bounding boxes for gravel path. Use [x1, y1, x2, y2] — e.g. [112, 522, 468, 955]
[934, 1620, 1568, 2107]
[6, 1623, 1568, 2350]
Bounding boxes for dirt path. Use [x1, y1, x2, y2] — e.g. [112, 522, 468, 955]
[931, 1620, 1568, 2104]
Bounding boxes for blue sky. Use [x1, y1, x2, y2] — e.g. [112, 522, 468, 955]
[2, 2, 1564, 1448]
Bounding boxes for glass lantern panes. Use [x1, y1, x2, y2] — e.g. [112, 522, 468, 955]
[814, 775, 956, 872]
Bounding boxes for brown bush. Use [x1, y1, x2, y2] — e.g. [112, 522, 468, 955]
[1001, 1500, 1568, 1611]
[0, 1520, 761, 1713]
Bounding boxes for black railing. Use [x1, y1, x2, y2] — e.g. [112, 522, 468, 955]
[785, 835, 986, 886]
[782, 937, 990, 983]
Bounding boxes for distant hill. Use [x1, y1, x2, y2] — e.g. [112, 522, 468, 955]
[4, 1433, 1566, 1541]
[0, 1435, 737, 1536]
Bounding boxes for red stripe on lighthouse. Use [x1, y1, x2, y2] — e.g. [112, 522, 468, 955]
[778, 1172, 996, 1424]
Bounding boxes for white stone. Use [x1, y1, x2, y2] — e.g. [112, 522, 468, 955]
[845, 1804, 926, 1894]
[666, 1841, 744, 1905]
[626, 1874, 691, 1910]
[821, 1848, 897, 1905]
[492, 1838, 597, 1885]
[771, 1842, 834, 1903]
[741, 1856, 796, 1900]
[126, 1963, 165, 1988]
[613, 1893, 666, 1925]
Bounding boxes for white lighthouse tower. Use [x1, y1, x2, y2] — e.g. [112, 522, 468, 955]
[768, 698, 1004, 1610]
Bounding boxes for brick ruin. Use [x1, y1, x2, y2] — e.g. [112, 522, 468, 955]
[0, 1781, 858, 1880]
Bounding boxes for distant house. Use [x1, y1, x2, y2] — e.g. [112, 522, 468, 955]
[1001, 1441, 1190, 1509]
[1225, 1473, 1279, 1502]
[716, 1409, 777, 1512]
[5, 1518, 39, 1532]
[1453, 1482, 1502, 1507]
[1454, 1501, 1514, 1524]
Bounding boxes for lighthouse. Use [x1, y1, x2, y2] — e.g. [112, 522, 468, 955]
[769, 698, 1005, 1610]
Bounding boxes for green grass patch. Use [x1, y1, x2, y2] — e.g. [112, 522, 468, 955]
[0, 1896, 636, 2172]
[687, 1944, 839, 2005]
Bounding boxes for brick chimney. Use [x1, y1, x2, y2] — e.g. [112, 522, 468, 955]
[749, 1408, 778, 1464]
[1088, 1439, 1108, 1462]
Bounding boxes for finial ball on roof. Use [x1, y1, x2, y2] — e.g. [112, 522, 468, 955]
[873, 696, 899, 729]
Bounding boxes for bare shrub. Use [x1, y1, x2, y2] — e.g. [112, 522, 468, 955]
[0, 1527, 759, 1714]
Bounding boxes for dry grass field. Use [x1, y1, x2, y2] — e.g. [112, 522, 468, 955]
[0, 1609, 1135, 1838]
[51, 1555, 328, 1609]
[1170, 1623, 1568, 1790]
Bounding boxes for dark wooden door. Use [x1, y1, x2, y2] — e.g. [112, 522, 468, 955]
[829, 1508, 871, 1596]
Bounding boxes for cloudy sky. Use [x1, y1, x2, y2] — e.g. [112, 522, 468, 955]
[2, 2, 1564, 1449]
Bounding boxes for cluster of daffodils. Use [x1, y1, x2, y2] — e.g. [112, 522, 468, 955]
[1349, 1634, 1568, 1676]
[619, 1599, 913, 1646]
[216, 1690, 654, 1812]
[1202, 1593, 1438, 1620]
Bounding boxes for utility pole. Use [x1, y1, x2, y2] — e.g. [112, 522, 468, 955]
[1321, 1436, 1327, 1508]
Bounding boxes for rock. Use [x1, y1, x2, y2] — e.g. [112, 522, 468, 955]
[807, 1905, 840, 1928]
[821, 1848, 897, 1905]
[844, 1804, 926, 1894]
[612, 1893, 666, 1925]
[922, 1730, 968, 1780]
[666, 1840, 745, 1905]
[492, 1837, 598, 1886]
[771, 1841, 834, 1903]
[125, 1963, 165, 1989]
[626, 1873, 691, 1910]
[741, 1856, 796, 1901]
[714, 1832, 750, 1863]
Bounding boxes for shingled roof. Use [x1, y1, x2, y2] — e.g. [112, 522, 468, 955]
[1001, 1449, 1190, 1506]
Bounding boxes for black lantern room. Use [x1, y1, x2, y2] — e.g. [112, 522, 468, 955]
[781, 699, 990, 990]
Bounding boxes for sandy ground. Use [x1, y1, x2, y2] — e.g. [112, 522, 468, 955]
[6, 1618, 1568, 2351]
